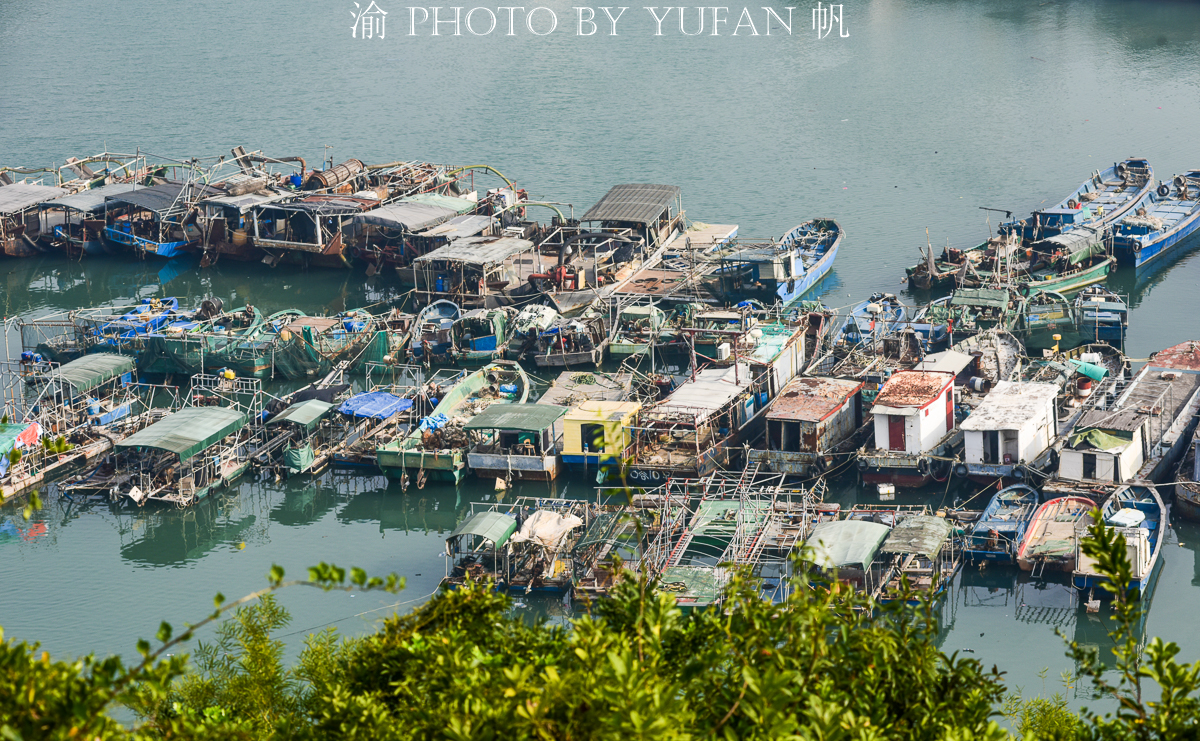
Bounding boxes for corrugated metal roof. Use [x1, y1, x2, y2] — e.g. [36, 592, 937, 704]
[201, 187, 293, 212]
[0, 183, 68, 214]
[767, 376, 862, 422]
[959, 381, 1059, 431]
[448, 511, 518, 546]
[654, 364, 751, 423]
[805, 520, 890, 569]
[117, 406, 247, 462]
[950, 288, 1010, 309]
[413, 236, 534, 266]
[415, 214, 494, 240]
[276, 195, 377, 215]
[39, 183, 139, 213]
[463, 403, 566, 432]
[881, 515, 953, 558]
[581, 183, 680, 224]
[46, 353, 135, 393]
[873, 370, 953, 408]
[106, 182, 220, 214]
[565, 400, 641, 422]
[400, 192, 477, 213]
[268, 399, 334, 431]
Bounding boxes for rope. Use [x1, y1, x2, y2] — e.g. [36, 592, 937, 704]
[275, 588, 441, 639]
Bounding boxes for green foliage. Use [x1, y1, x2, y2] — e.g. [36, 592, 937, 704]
[1001, 670, 1084, 740]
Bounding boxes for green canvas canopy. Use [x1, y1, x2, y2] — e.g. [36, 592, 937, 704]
[1069, 360, 1109, 383]
[804, 520, 891, 569]
[462, 404, 567, 433]
[1068, 428, 1132, 451]
[46, 354, 135, 394]
[881, 515, 953, 559]
[448, 511, 519, 547]
[950, 288, 1010, 309]
[268, 399, 334, 432]
[117, 406, 247, 462]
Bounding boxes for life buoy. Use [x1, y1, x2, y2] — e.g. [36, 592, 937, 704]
[954, 463, 968, 478]
[1158, 183, 1171, 198]
[917, 458, 931, 476]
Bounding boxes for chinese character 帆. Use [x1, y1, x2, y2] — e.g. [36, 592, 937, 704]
[812, 2, 847, 38]
[351, 1, 388, 39]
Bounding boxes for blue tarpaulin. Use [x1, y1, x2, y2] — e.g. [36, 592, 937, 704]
[338, 392, 413, 419]
[420, 413, 449, 432]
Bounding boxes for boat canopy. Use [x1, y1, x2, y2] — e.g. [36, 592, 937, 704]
[268, 399, 334, 432]
[804, 520, 891, 569]
[1068, 359, 1109, 382]
[105, 182, 220, 215]
[338, 392, 413, 419]
[582, 183, 681, 224]
[0, 184, 68, 214]
[509, 510, 584, 550]
[881, 515, 953, 559]
[38, 183, 139, 213]
[413, 236, 533, 266]
[1068, 428, 1133, 451]
[355, 201, 460, 231]
[201, 188, 293, 213]
[414, 214, 493, 240]
[117, 406, 248, 461]
[447, 511, 519, 547]
[766, 376, 862, 423]
[950, 288, 1010, 309]
[45, 353, 135, 394]
[913, 350, 974, 375]
[400, 192, 477, 213]
[274, 196, 377, 215]
[463, 403, 566, 432]
[1034, 223, 1107, 265]
[653, 364, 751, 424]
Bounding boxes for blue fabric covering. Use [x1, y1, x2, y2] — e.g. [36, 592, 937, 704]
[419, 413, 449, 432]
[337, 392, 413, 419]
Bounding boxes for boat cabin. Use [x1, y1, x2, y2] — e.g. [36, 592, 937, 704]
[103, 182, 220, 257]
[1, 183, 68, 257]
[960, 381, 1059, 479]
[562, 400, 640, 476]
[251, 195, 377, 265]
[197, 186, 293, 261]
[36, 183, 138, 256]
[870, 370, 955, 455]
[464, 403, 567, 481]
[407, 235, 536, 308]
[33, 354, 137, 432]
[357, 194, 480, 267]
[750, 376, 864, 476]
[879, 515, 960, 603]
[444, 511, 519, 587]
[804, 519, 892, 599]
[580, 183, 684, 251]
[265, 398, 337, 476]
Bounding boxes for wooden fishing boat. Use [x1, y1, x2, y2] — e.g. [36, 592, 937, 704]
[0, 183, 67, 257]
[1072, 483, 1165, 598]
[963, 484, 1038, 562]
[1074, 285, 1127, 350]
[465, 403, 569, 481]
[609, 303, 669, 360]
[35, 183, 140, 256]
[505, 303, 558, 360]
[443, 511, 519, 589]
[222, 309, 307, 379]
[703, 219, 841, 308]
[376, 360, 529, 485]
[837, 293, 907, 347]
[88, 297, 181, 354]
[139, 300, 264, 376]
[409, 300, 460, 364]
[534, 313, 609, 368]
[101, 181, 220, 257]
[1016, 495, 1094, 573]
[1113, 171, 1200, 270]
[906, 157, 1153, 290]
[879, 515, 962, 604]
[451, 307, 513, 366]
[1015, 290, 1084, 354]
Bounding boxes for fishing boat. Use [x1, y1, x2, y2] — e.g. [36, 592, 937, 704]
[837, 293, 908, 347]
[963, 484, 1039, 562]
[1, 183, 67, 257]
[1072, 483, 1165, 598]
[858, 370, 958, 487]
[1015, 290, 1084, 354]
[878, 515, 961, 604]
[1173, 425, 1200, 522]
[263, 310, 378, 380]
[703, 219, 841, 308]
[748, 376, 866, 478]
[918, 288, 1018, 345]
[35, 183, 139, 256]
[609, 303, 669, 360]
[451, 307, 513, 366]
[101, 181, 220, 257]
[465, 404, 569, 481]
[905, 157, 1153, 290]
[1113, 171, 1200, 270]
[405, 234, 539, 309]
[1074, 285, 1128, 351]
[409, 300, 460, 364]
[443, 511, 518, 589]
[139, 300, 265, 376]
[909, 296, 951, 349]
[89, 297, 181, 353]
[1016, 496, 1095, 573]
[534, 313, 609, 368]
[62, 405, 252, 507]
[222, 309, 307, 379]
[505, 303, 559, 360]
[804, 519, 893, 600]
[500, 501, 588, 594]
[376, 360, 529, 485]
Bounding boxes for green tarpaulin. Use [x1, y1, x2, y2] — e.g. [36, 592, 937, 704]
[881, 515, 952, 558]
[47, 354, 135, 393]
[448, 511, 519, 547]
[463, 404, 567, 432]
[117, 406, 247, 461]
[804, 520, 891, 569]
[1069, 360, 1109, 382]
[283, 443, 316, 474]
[269, 399, 334, 432]
[950, 288, 1010, 309]
[1069, 428, 1132, 451]
[0, 423, 32, 456]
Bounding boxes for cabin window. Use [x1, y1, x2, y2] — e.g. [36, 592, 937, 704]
[581, 423, 605, 453]
[888, 415, 906, 452]
[1082, 452, 1097, 479]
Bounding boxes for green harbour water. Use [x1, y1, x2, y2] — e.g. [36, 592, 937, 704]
[4, 0, 1200, 711]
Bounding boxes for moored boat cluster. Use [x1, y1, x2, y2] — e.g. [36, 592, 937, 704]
[3, 149, 1198, 610]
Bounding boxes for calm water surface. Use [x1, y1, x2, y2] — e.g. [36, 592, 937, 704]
[4, 0, 1200, 710]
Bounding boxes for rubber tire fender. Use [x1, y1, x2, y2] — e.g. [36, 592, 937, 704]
[1158, 183, 1171, 198]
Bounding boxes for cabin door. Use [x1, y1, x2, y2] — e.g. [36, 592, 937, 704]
[888, 415, 906, 452]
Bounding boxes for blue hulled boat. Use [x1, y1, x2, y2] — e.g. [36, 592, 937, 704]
[775, 218, 841, 305]
[1071, 483, 1165, 599]
[91, 297, 182, 350]
[1112, 171, 1200, 270]
[964, 484, 1039, 563]
[837, 292, 907, 346]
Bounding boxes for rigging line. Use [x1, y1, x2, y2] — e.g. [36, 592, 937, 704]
[275, 588, 441, 639]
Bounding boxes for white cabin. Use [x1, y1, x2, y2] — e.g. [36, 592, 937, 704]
[960, 381, 1059, 465]
[870, 370, 955, 455]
